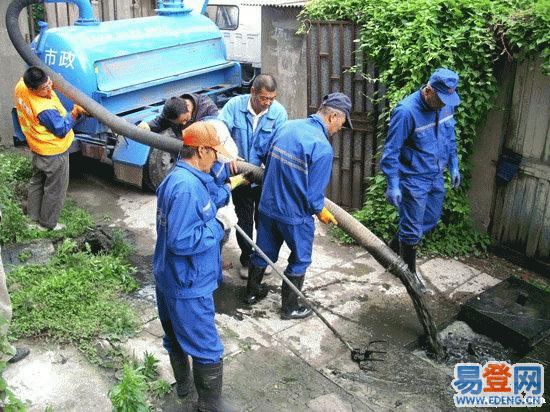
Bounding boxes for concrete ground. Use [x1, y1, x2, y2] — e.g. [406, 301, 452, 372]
[2, 161, 549, 411]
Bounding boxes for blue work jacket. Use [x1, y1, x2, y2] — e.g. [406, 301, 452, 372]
[380, 89, 459, 182]
[218, 94, 288, 166]
[258, 114, 333, 225]
[153, 161, 229, 299]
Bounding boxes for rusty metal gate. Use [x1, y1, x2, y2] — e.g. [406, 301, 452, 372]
[491, 56, 550, 265]
[306, 21, 384, 210]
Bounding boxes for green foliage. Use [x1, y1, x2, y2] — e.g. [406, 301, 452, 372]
[8, 239, 139, 341]
[110, 354, 171, 412]
[302, 0, 548, 256]
[110, 362, 150, 412]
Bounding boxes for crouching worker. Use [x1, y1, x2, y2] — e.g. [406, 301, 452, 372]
[245, 93, 352, 320]
[153, 122, 241, 412]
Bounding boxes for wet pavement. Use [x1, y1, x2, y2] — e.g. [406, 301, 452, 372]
[2, 160, 549, 411]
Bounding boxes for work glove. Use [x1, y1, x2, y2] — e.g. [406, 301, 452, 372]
[138, 121, 151, 131]
[385, 177, 402, 207]
[317, 207, 337, 225]
[217, 206, 238, 231]
[451, 168, 461, 189]
[71, 104, 88, 119]
[227, 174, 249, 191]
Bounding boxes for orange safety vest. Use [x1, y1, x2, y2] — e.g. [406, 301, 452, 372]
[14, 78, 74, 156]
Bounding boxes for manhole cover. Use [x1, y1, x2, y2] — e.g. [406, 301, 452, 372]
[461, 277, 550, 350]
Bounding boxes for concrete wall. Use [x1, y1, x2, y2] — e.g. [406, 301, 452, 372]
[0, 2, 28, 148]
[261, 6, 306, 120]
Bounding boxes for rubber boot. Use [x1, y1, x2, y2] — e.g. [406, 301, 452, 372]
[280, 275, 313, 320]
[401, 244, 426, 294]
[244, 265, 268, 305]
[169, 352, 193, 398]
[193, 360, 238, 412]
[388, 232, 400, 254]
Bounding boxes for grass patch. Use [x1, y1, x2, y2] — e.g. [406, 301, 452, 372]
[8, 238, 139, 342]
[0, 151, 140, 349]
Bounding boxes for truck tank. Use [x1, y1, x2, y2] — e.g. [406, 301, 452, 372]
[12, 0, 241, 189]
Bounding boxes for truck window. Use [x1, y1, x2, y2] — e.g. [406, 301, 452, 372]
[205, 5, 239, 31]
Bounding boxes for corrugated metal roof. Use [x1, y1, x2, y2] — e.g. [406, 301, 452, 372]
[240, 0, 308, 7]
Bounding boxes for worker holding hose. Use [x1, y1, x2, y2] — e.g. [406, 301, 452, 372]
[244, 93, 352, 320]
[380, 68, 462, 285]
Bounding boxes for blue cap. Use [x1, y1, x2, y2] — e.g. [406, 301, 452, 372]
[321, 92, 353, 129]
[428, 68, 460, 106]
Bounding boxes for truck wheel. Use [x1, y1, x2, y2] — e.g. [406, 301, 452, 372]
[145, 148, 177, 190]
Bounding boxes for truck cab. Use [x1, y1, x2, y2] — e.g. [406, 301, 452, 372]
[205, 0, 261, 86]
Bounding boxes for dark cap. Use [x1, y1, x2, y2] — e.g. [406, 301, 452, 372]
[321, 92, 353, 129]
[428, 68, 460, 106]
[181, 122, 233, 159]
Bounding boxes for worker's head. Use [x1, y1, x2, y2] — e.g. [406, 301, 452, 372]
[162, 97, 192, 126]
[425, 68, 460, 110]
[250, 74, 277, 114]
[318, 92, 353, 136]
[180, 121, 232, 172]
[23, 67, 53, 99]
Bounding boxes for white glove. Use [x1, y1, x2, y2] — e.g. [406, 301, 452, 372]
[216, 205, 238, 231]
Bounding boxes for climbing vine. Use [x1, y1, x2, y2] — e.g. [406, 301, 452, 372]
[301, 0, 550, 256]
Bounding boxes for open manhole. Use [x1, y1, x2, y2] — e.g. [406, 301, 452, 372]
[460, 277, 550, 352]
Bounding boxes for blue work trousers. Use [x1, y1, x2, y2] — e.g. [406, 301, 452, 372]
[156, 287, 223, 364]
[399, 173, 446, 246]
[251, 213, 314, 276]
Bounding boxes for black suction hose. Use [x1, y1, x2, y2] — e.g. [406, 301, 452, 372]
[6, 0, 181, 155]
[235, 161, 444, 359]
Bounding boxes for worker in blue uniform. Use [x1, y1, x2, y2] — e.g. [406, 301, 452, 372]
[380, 68, 462, 284]
[245, 93, 352, 320]
[219, 74, 288, 279]
[153, 122, 244, 412]
[138, 93, 218, 136]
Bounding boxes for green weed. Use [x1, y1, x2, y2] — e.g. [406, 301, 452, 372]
[8, 239, 139, 342]
[110, 354, 171, 412]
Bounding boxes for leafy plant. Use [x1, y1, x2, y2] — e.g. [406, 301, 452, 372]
[110, 362, 150, 412]
[110, 354, 171, 412]
[8, 239, 139, 342]
[301, 0, 548, 256]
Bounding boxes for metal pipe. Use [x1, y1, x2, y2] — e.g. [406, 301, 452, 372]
[43, 0, 99, 25]
[235, 224, 355, 353]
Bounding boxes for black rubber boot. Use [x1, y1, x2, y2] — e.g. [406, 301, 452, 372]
[169, 352, 193, 398]
[280, 275, 313, 320]
[244, 265, 268, 305]
[388, 232, 400, 254]
[401, 243, 426, 293]
[193, 360, 238, 412]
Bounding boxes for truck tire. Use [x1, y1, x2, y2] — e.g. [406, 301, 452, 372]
[145, 147, 177, 190]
